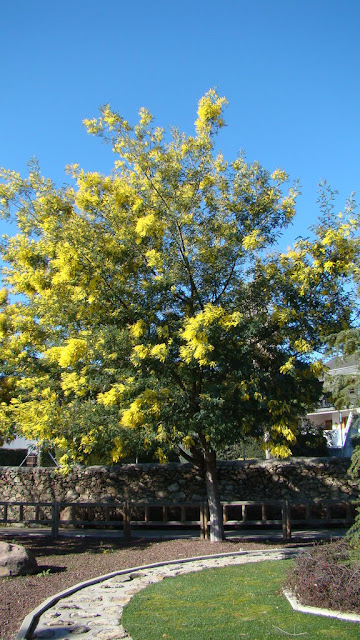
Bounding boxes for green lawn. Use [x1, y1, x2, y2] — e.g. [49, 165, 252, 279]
[121, 559, 360, 640]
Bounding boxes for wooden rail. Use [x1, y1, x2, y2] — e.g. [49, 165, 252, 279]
[0, 499, 356, 542]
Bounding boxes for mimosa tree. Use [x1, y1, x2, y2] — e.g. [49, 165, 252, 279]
[0, 91, 358, 540]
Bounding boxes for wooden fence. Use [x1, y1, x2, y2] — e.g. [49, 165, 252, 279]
[0, 499, 357, 542]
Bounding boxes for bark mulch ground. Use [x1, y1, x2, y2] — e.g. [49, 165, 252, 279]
[0, 532, 301, 640]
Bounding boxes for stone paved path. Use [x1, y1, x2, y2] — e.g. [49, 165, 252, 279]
[23, 548, 299, 640]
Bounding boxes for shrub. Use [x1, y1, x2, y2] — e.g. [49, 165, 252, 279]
[286, 540, 360, 614]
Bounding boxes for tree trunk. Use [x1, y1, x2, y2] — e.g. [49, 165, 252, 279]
[204, 449, 224, 542]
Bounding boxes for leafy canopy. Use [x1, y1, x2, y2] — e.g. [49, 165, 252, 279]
[0, 90, 357, 465]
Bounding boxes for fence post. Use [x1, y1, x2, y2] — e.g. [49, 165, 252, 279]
[200, 502, 209, 539]
[123, 501, 131, 539]
[346, 502, 352, 524]
[282, 499, 291, 542]
[200, 502, 205, 539]
[52, 501, 59, 539]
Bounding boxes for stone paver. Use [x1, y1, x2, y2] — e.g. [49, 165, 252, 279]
[23, 548, 299, 640]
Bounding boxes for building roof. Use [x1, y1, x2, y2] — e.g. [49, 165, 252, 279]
[325, 356, 358, 376]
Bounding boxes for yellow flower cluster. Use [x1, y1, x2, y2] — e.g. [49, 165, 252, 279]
[195, 90, 227, 135]
[293, 339, 312, 354]
[129, 320, 146, 338]
[268, 444, 292, 459]
[61, 372, 87, 397]
[130, 342, 168, 365]
[180, 304, 242, 366]
[120, 389, 161, 430]
[196, 90, 227, 125]
[145, 249, 163, 269]
[46, 338, 88, 368]
[271, 168, 288, 182]
[111, 437, 128, 463]
[242, 229, 264, 251]
[97, 383, 127, 407]
[135, 213, 157, 238]
[271, 423, 297, 444]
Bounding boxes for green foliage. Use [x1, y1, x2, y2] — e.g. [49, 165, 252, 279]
[347, 443, 360, 542]
[0, 90, 358, 472]
[324, 329, 360, 409]
[289, 419, 328, 457]
[217, 437, 265, 460]
[324, 329, 360, 540]
[0, 448, 27, 466]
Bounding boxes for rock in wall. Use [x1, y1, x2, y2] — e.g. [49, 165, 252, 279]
[0, 458, 357, 504]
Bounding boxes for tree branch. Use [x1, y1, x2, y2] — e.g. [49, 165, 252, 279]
[178, 446, 196, 464]
[213, 259, 237, 304]
[175, 221, 204, 311]
[140, 167, 204, 311]
[178, 445, 204, 469]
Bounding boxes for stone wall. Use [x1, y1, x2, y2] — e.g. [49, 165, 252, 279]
[0, 458, 358, 504]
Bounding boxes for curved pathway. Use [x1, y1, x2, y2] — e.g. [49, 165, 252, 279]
[17, 548, 300, 640]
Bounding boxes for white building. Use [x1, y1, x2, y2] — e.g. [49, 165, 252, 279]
[306, 357, 360, 457]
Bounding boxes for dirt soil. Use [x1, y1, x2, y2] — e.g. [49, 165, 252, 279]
[0, 533, 302, 640]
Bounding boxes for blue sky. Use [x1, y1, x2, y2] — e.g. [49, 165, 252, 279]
[1, 0, 359, 248]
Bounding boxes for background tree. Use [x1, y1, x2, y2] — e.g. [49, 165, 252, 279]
[0, 296, 14, 445]
[324, 327, 360, 543]
[322, 309, 360, 541]
[0, 91, 358, 541]
[324, 329, 360, 409]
